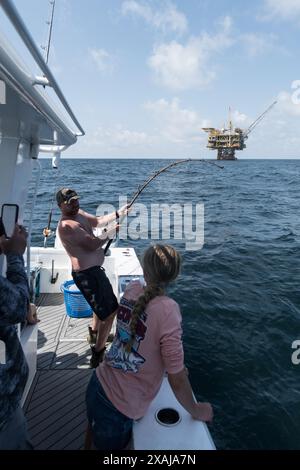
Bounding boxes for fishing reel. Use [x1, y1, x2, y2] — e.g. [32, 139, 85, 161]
[43, 227, 53, 238]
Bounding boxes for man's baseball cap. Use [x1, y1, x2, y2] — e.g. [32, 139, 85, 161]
[56, 188, 79, 205]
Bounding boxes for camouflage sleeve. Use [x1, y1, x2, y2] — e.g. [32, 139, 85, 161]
[0, 254, 29, 326]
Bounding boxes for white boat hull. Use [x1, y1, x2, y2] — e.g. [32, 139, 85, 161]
[133, 377, 215, 450]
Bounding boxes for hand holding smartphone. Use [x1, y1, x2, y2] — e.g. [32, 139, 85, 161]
[0, 204, 19, 238]
[0, 218, 6, 237]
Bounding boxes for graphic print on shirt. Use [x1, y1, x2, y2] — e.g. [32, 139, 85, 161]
[105, 297, 147, 373]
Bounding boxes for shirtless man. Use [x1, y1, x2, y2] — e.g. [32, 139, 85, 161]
[57, 188, 129, 367]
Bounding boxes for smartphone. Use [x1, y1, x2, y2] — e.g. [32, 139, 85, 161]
[0, 204, 19, 238]
[0, 217, 5, 237]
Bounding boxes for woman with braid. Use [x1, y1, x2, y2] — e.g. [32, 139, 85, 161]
[85, 244, 213, 450]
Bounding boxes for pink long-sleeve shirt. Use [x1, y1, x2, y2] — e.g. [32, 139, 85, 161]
[97, 281, 184, 420]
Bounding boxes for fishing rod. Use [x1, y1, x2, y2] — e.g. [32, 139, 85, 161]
[42, 0, 58, 247]
[43, 166, 60, 247]
[41, 0, 56, 65]
[104, 158, 224, 254]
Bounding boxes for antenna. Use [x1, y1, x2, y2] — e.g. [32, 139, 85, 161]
[228, 106, 233, 133]
[41, 0, 56, 65]
[245, 101, 277, 137]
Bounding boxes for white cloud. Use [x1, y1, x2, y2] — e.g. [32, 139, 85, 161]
[121, 0, 188, 34]
[145, 97, 208, 143]
[148, 16, 234, 90]
[277, 89, 300, 116]
[217, 15, 233, 33]
[89, 48, 114, 73]
[231, 110, 252, 127]
[76, 99, 208, 157]
[241, 33, 278, 57]
[238, 92, 300, 157]
[57, 0, 72, 27]
[86, 125, 152, 150]
[263, 0, 300, 21]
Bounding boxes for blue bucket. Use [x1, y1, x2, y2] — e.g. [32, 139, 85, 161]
[61, 280, 93, 318]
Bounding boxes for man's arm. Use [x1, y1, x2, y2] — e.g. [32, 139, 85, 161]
[78, 209, 117, 229]
[96, 204, 131, 228]
[0, 255, 29, 326]
[80, 205, 130, 229]
[78, 210, 99, 228]
[96, 212, 118, 228]
[0, 227, 30, 326]
[60, 222, 119, 251]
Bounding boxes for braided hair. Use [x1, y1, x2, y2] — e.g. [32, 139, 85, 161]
[125, 244, 181, 353]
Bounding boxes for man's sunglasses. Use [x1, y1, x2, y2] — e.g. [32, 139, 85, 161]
[64, 198, 79, 205]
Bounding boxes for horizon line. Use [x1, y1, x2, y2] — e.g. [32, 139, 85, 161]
[39, 156, 300, 160]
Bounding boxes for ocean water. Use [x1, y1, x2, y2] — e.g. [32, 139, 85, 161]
[25, 158, 300, 450]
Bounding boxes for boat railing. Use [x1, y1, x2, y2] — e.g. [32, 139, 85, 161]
[0, 0, 85, 142]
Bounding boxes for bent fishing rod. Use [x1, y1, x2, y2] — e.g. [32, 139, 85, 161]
[104, 158, 224, 254]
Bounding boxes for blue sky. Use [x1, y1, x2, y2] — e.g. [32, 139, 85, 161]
[6, 0, 300, 158]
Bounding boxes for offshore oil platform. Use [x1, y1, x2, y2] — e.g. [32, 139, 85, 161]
[202, 101, 277, 160]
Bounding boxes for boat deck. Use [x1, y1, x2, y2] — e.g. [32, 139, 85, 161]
[24, 294, 93, 450]
[22, 249, 215, 451]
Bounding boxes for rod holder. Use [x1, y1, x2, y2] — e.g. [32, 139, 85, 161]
[50, 259, 58, 284]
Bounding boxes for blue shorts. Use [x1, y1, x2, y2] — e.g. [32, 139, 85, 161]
[0, 406, 33, 450]
[86, 371, 133, 450]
